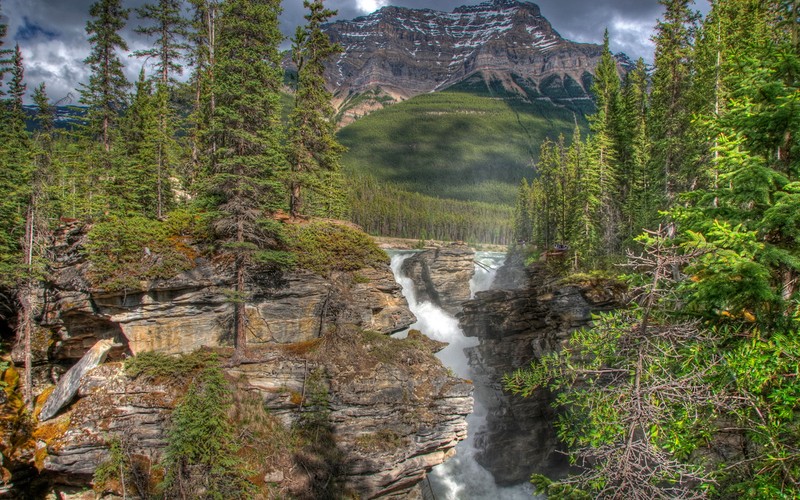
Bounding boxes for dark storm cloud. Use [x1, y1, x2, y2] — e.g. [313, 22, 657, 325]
[3, 0, 709, 103]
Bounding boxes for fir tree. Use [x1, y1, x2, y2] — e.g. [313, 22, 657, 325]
[134, 0, 190, 217]
[587, 29, 623, 255]
[287, 0, 345, 218]
[134, 0, 190, 86]
[80, 0, 130, 152]
[117, 69, 160, 216]
[649, 0, 700, 202]
[207, 0, 286, 359]
[620, 58, 656, 238]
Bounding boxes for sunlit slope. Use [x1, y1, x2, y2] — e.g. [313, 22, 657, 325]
[338, 88, 586, 206]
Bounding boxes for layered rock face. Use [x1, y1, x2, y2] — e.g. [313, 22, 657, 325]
[459, 257, 624, 485]
[400, 243, 475, 315]
[40, 223, 414, 364]
[3, 223, 472, 498]
[324, 0, 630, 117]
[33, 335, 471, 499]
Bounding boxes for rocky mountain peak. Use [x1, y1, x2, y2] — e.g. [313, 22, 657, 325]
[323, 1, 626, 125]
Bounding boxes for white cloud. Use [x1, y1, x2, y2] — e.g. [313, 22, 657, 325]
[355, 0, 389, 14]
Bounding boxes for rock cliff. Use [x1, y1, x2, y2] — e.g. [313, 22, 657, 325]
[323, 0, 631, 122]
[1, 222, 472, 498]
[458, 255, 624, 485]
[399, 244, 475, 315]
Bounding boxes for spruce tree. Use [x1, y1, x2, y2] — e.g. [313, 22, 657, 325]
[186, 0, 221, 188]
[134, 0, 190, 85]
[80, 0, 130, 153]
[207, 0, 286, 359]
[117, 69, 160, 216]
[287, 0, 345, 218]
[587, 30, 622, 255]
[620, 58, 655, 238]
[649, 0, 700, 202]
[134, 0, 190, 216]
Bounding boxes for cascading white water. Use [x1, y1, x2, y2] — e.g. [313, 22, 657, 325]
[388, 251, 538, 499]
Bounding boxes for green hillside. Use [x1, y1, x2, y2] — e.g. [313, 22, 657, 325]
[338, 82, 590, 244]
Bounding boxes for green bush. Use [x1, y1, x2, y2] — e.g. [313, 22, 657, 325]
[162, 357, 252, 499]
[124, 350, 214, 382]
[284, 221, 388, 275]
[85, 213, 200, 291]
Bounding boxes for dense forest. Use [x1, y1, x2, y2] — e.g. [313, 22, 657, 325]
[507, 0, 800, 497]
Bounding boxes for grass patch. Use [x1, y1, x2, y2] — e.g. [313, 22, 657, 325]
[355, 429, 404, 453]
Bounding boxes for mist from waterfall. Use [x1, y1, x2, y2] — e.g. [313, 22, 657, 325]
[388, 251, 538, 499]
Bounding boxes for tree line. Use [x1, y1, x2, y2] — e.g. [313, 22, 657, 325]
[507, 0, 800, 497]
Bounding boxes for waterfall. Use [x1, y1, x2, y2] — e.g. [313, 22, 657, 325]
[389, 251, 538, 499]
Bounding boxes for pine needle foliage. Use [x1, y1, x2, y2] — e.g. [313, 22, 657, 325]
[162, 356, 252, 499]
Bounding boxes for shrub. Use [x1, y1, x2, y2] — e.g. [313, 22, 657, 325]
[85, 214, 198, 291]
[162, 357, 252, 499]
[283, 221, 388, 276]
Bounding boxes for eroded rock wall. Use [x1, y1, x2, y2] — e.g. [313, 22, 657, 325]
[400, 243, 475, 315]
[33, 334, 471, 499]
[459, 258, 623, 485]
[2, 223, 472, 498]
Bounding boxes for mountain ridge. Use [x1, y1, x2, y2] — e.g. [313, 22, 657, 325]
[322, 0, 630, 125]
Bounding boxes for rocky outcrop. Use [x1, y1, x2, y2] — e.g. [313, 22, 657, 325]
[2, 223, 470, 498]
[32, 331, 471, 499]
[38, 223, 415, 365]
[323, 0, 632, 118]
[459, 258, 624, 485]
[400, 244, 475, 315]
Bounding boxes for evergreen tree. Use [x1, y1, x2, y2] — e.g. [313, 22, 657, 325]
[134, 0, 190, 85]
[134, 0, 190, 217]
[587, 30, 623, 255]
[207, 0, 286, 359]
[649, 0, 700, 202]
[512, 178, 532, 244]
[0, 0, 11, 92]
[80, 0, 130, 152]
[117, 69, 160, 216]
[287, 0, 345, 218]
[620, 58, 656, 238]
[186, 0, 221, 189]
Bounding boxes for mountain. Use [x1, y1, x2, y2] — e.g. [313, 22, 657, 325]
[323, 0, 630, 125]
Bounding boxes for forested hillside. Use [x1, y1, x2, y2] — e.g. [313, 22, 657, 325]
[339, 84, 586, 244]
[505, 1, 800, 497]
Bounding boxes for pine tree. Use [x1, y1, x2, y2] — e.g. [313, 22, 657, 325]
[587, 30, 623, 255]
[287, 0, 345, 218]
[186, 0, 221, 190]
[134, 0, 190, 85]
[512, 178, 532, 244]
[117, 69, 160, 216]
[0, 0, 11, 91]
[207, 0, 286, 359]
[649, 0, 700, 202]
[80, 0, 130, 153]
[134, 0, 190, 216]
[620, 58, 656, 238]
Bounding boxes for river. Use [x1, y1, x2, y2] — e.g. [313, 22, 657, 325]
[388, 251, 538, 500]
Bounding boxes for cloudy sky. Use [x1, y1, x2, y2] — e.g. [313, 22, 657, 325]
[2, 0, 710, 103]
